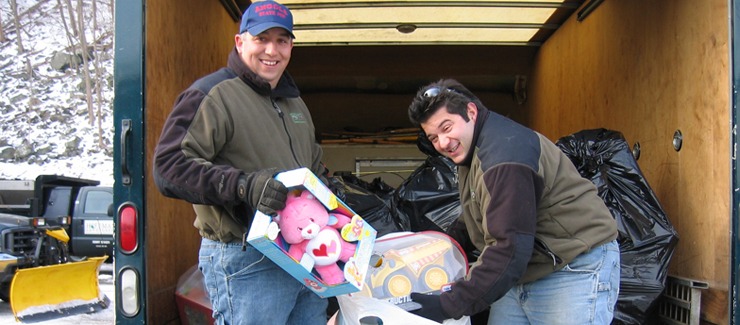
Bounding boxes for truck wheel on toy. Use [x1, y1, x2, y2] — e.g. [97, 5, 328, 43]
[421, 265, 449, 291]
[384, 271, 413, 297]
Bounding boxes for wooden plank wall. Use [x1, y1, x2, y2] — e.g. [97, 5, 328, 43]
[145, 0, 238, 323]
[290, 45, 535, 138]
[526, 1, 730, 323]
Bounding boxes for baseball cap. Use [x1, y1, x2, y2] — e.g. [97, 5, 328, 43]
[240, 1, 295, 39]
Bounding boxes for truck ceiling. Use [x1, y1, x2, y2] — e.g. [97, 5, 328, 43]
[222, 0, 586, 46]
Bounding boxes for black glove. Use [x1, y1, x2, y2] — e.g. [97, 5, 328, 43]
[410, 292, 449, 323]
[238, 169, 289, 216]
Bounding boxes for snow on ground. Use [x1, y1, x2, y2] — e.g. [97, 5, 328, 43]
[0, 155, 113, 186]
[0, 0, 115, 186]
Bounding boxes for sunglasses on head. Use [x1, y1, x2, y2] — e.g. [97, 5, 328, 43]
[420, 86, 465, 114]
[423, 87, 459, 98]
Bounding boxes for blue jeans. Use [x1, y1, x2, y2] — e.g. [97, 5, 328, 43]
[198, 238, 328, 325]
[488, 240, 620, 325]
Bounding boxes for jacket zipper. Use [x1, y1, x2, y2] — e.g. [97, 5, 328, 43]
[534, 238, 563, 266]
[272, 99, 301, 166]
[243, 100, 303, 250]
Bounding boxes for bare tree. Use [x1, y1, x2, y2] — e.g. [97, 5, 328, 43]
[9, 0, 24, 53]
[64, 0, 78, 37]
[92, 0, 105, 148]
[0, 7, 6, 43]
[57, 0, 78, 70]
[26, 58, 36, 111]
[76, 0, 94, 125]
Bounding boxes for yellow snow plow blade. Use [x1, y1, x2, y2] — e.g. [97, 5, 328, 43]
[10, 256, 109, 322]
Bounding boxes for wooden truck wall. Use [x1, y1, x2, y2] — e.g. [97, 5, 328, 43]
[141, 0, 730, 323]
[527, 2, 729, 323]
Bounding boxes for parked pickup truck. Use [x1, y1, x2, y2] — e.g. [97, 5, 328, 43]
[0, 175, 114, 259]
[0, 175, 112, 318]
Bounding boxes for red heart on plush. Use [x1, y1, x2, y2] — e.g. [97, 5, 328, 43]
[312, 241, 340, 257]
[313, 244, 329, 257]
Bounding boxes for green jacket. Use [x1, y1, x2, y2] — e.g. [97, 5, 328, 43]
[440, 108, 618, 319]
[153, 48, 324, 243]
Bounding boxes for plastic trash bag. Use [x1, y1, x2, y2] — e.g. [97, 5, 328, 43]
[556, 128, 679, 325]
[391, 152, 478, 265]
[336, 294, 470, 325]
[334, 172, 396, 202]
[392, 156, 460, 232]
[329, 175, 403, 237]
[336, 231, 470, 325]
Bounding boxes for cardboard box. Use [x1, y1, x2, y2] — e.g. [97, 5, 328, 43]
[247, 167, 377, 297]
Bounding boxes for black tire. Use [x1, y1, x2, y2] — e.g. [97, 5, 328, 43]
[0, 282, 10, 303]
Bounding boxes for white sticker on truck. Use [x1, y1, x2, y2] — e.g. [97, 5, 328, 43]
[84, 220, 115, 235]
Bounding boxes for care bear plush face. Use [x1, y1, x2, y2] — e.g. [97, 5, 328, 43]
[275, 191, 330, 244]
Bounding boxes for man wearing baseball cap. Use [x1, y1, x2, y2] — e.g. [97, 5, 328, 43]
[153, 1, 330, 324]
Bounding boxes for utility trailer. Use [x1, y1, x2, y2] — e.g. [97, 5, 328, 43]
[113, 1, 737, 324]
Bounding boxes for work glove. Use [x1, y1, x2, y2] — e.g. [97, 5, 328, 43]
[238, 169, 289, 216]
[410, 292, 449, 323]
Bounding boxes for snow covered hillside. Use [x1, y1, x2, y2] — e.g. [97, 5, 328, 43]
[0, 0, 115, 185]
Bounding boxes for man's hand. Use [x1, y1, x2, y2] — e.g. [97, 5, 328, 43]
[410, 292, 449, 323]
[239, 169, 288, 216]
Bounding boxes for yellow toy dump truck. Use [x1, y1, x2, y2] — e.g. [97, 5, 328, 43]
[359, 231, 468, 303]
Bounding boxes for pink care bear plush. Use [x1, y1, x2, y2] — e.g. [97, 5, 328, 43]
[275, 190, 357, 285]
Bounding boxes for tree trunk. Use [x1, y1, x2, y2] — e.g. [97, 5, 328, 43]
[10, 0, 25, 53]
[0, 8, 6, 43]
[77, 0, 94, 125]
[26, 58, 36, 112]
[92, 0, 104, 148]
[57, 0, 78, 70]
[65, 0, 78, 37]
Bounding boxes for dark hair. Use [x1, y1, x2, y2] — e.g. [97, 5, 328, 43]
[407, 79, 480, 127]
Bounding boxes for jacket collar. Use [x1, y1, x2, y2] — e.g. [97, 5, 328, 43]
[227, 47, 301, 99]
[459, 105, 490, 167]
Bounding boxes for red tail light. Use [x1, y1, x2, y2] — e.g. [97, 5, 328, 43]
[119, 203, 138, 253]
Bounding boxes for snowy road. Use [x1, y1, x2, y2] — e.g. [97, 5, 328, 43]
[0, 262, 115, 324]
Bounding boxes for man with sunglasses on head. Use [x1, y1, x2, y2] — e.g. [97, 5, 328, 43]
[153, 1, 329, 324]
[406, 78, 620, 325]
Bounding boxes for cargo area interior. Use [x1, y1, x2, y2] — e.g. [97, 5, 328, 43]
[136, 1, 730, 323]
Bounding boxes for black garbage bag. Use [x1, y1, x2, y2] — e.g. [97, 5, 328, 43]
[333, 172, 396, 203]
[391, 151, 481, 264]
[391, 155, 460, 233]
[556, 128, 679, 325]
[327, 174, 403, 237]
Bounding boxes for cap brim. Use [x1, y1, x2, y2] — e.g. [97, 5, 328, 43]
[245, 22, 296, 39]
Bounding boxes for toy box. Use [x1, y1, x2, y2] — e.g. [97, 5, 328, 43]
[247, 168, 377, 298]
[355, 231, 468, 307]
[336, 231, 471, 325]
